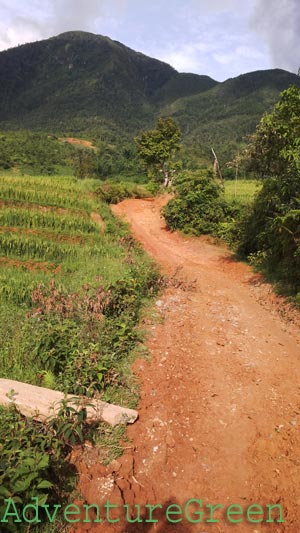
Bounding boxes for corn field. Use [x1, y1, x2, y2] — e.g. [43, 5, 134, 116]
[0, 173, 122, 307]
[224, 179, 261, 204]
[0, 274, 39, 305]
[0, 184, 94, 211]
[0, 208, 97, 234]
[0, 175, 83, 194]
[0, 234, 78, 261]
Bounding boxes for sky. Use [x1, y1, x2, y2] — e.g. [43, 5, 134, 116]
[0, 0, 299, 81]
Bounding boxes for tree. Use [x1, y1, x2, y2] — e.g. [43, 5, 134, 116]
[71, 148, 96, 179]
[134, 117, 181, 182]
[243, 85, 300, 180]
[237, 86, 300, 292]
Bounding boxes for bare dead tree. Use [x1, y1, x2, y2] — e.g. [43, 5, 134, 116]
[211, 147, 224, 184]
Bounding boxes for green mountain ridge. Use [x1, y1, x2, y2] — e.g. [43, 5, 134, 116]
[162, 68, 300, 162]
[0, 31, 299, 162]
[0, 31, 217, 134]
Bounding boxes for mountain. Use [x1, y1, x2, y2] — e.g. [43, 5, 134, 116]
[0, 31, 217, 136]
[0, 31, 299, 162]
[162, 68, 300, 162]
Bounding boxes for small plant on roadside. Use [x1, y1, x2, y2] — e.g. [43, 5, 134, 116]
[0, 399, 94, 531]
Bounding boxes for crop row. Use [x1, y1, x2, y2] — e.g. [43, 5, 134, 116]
[0, 208, 97, 234]
[0, 185, 94, 211]
[0, 176, 83, 194]
[0, 234, 79, 261]
[0, 271, 49, 305]
[0, 279, 36, 305]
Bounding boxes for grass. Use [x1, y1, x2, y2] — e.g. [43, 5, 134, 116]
[0, 173, 157, 389]
[224, 178, 261, 204]
[0, 172, 160, 529]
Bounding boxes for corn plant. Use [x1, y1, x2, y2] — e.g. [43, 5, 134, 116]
[0, 277, 39, 305]
[0, 234, 78, 261]
[0, 185, 94, 212]
[0, 208, 97, 233]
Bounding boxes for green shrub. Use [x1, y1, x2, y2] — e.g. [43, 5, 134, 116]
[237, 189, 300, 292]
[95, 182, 147, 204]
[163, 170, 229, 234]
[95, 183, 134, 204]
[235, 87, 300, 295]
[0, 400, 92, 531]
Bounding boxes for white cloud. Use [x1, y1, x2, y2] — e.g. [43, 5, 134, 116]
[0, 16, 45, 50]
[0, 0, 110, 50]
[214, 45, 265, 67]
[251, 0, 300, 73]
[189, 0, 248, 15]
[160, 42, 210, 73]
[162, 50, 199, 73]
[49, 0, 104, 34]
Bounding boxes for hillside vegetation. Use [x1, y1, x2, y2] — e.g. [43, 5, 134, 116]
[0, 131, 74, 174]
[0, 30, 300, 528]
[164, 69, 300, 164]
[0, 31, 216, 136]
[0, 173, 158, 396]
[0, 173, 159, 526]
[163, 86, 300, 300]
[1, 32, 300, 167]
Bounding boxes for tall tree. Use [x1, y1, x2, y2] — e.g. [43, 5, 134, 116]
[71, 148, 96, 179]
[237, 86, 300, 291]
[134, 117, 181, 182]
[243, 85, 300, 180]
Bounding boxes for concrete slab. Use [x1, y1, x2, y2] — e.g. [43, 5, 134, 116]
[0, 379, 138, 427]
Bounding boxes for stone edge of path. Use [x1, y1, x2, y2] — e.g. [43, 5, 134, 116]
[0, 379, 138, 427]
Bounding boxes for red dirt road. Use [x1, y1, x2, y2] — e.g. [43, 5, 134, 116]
[75, 196, 300, 532]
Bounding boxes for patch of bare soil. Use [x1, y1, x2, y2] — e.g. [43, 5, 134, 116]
[59, 137, 97, 150]
[0, 256, 61, 273]
[72, 196, 300, 532]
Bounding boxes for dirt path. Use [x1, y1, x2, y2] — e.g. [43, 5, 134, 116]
[74, 196, 300, 533]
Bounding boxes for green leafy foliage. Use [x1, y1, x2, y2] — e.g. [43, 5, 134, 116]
[0, 132, 71, 174]
[163, 170, 231, 234]
[0, 172, 160, 524]
[95, 141, 142, 179]
[135, 117, 181, 181]
[95, 182, 148, 204]
[242, 85, 300, 178]
[236, 86, 300, 294]
[0, 401, 92, 531]
[70, 147, 97, 179]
